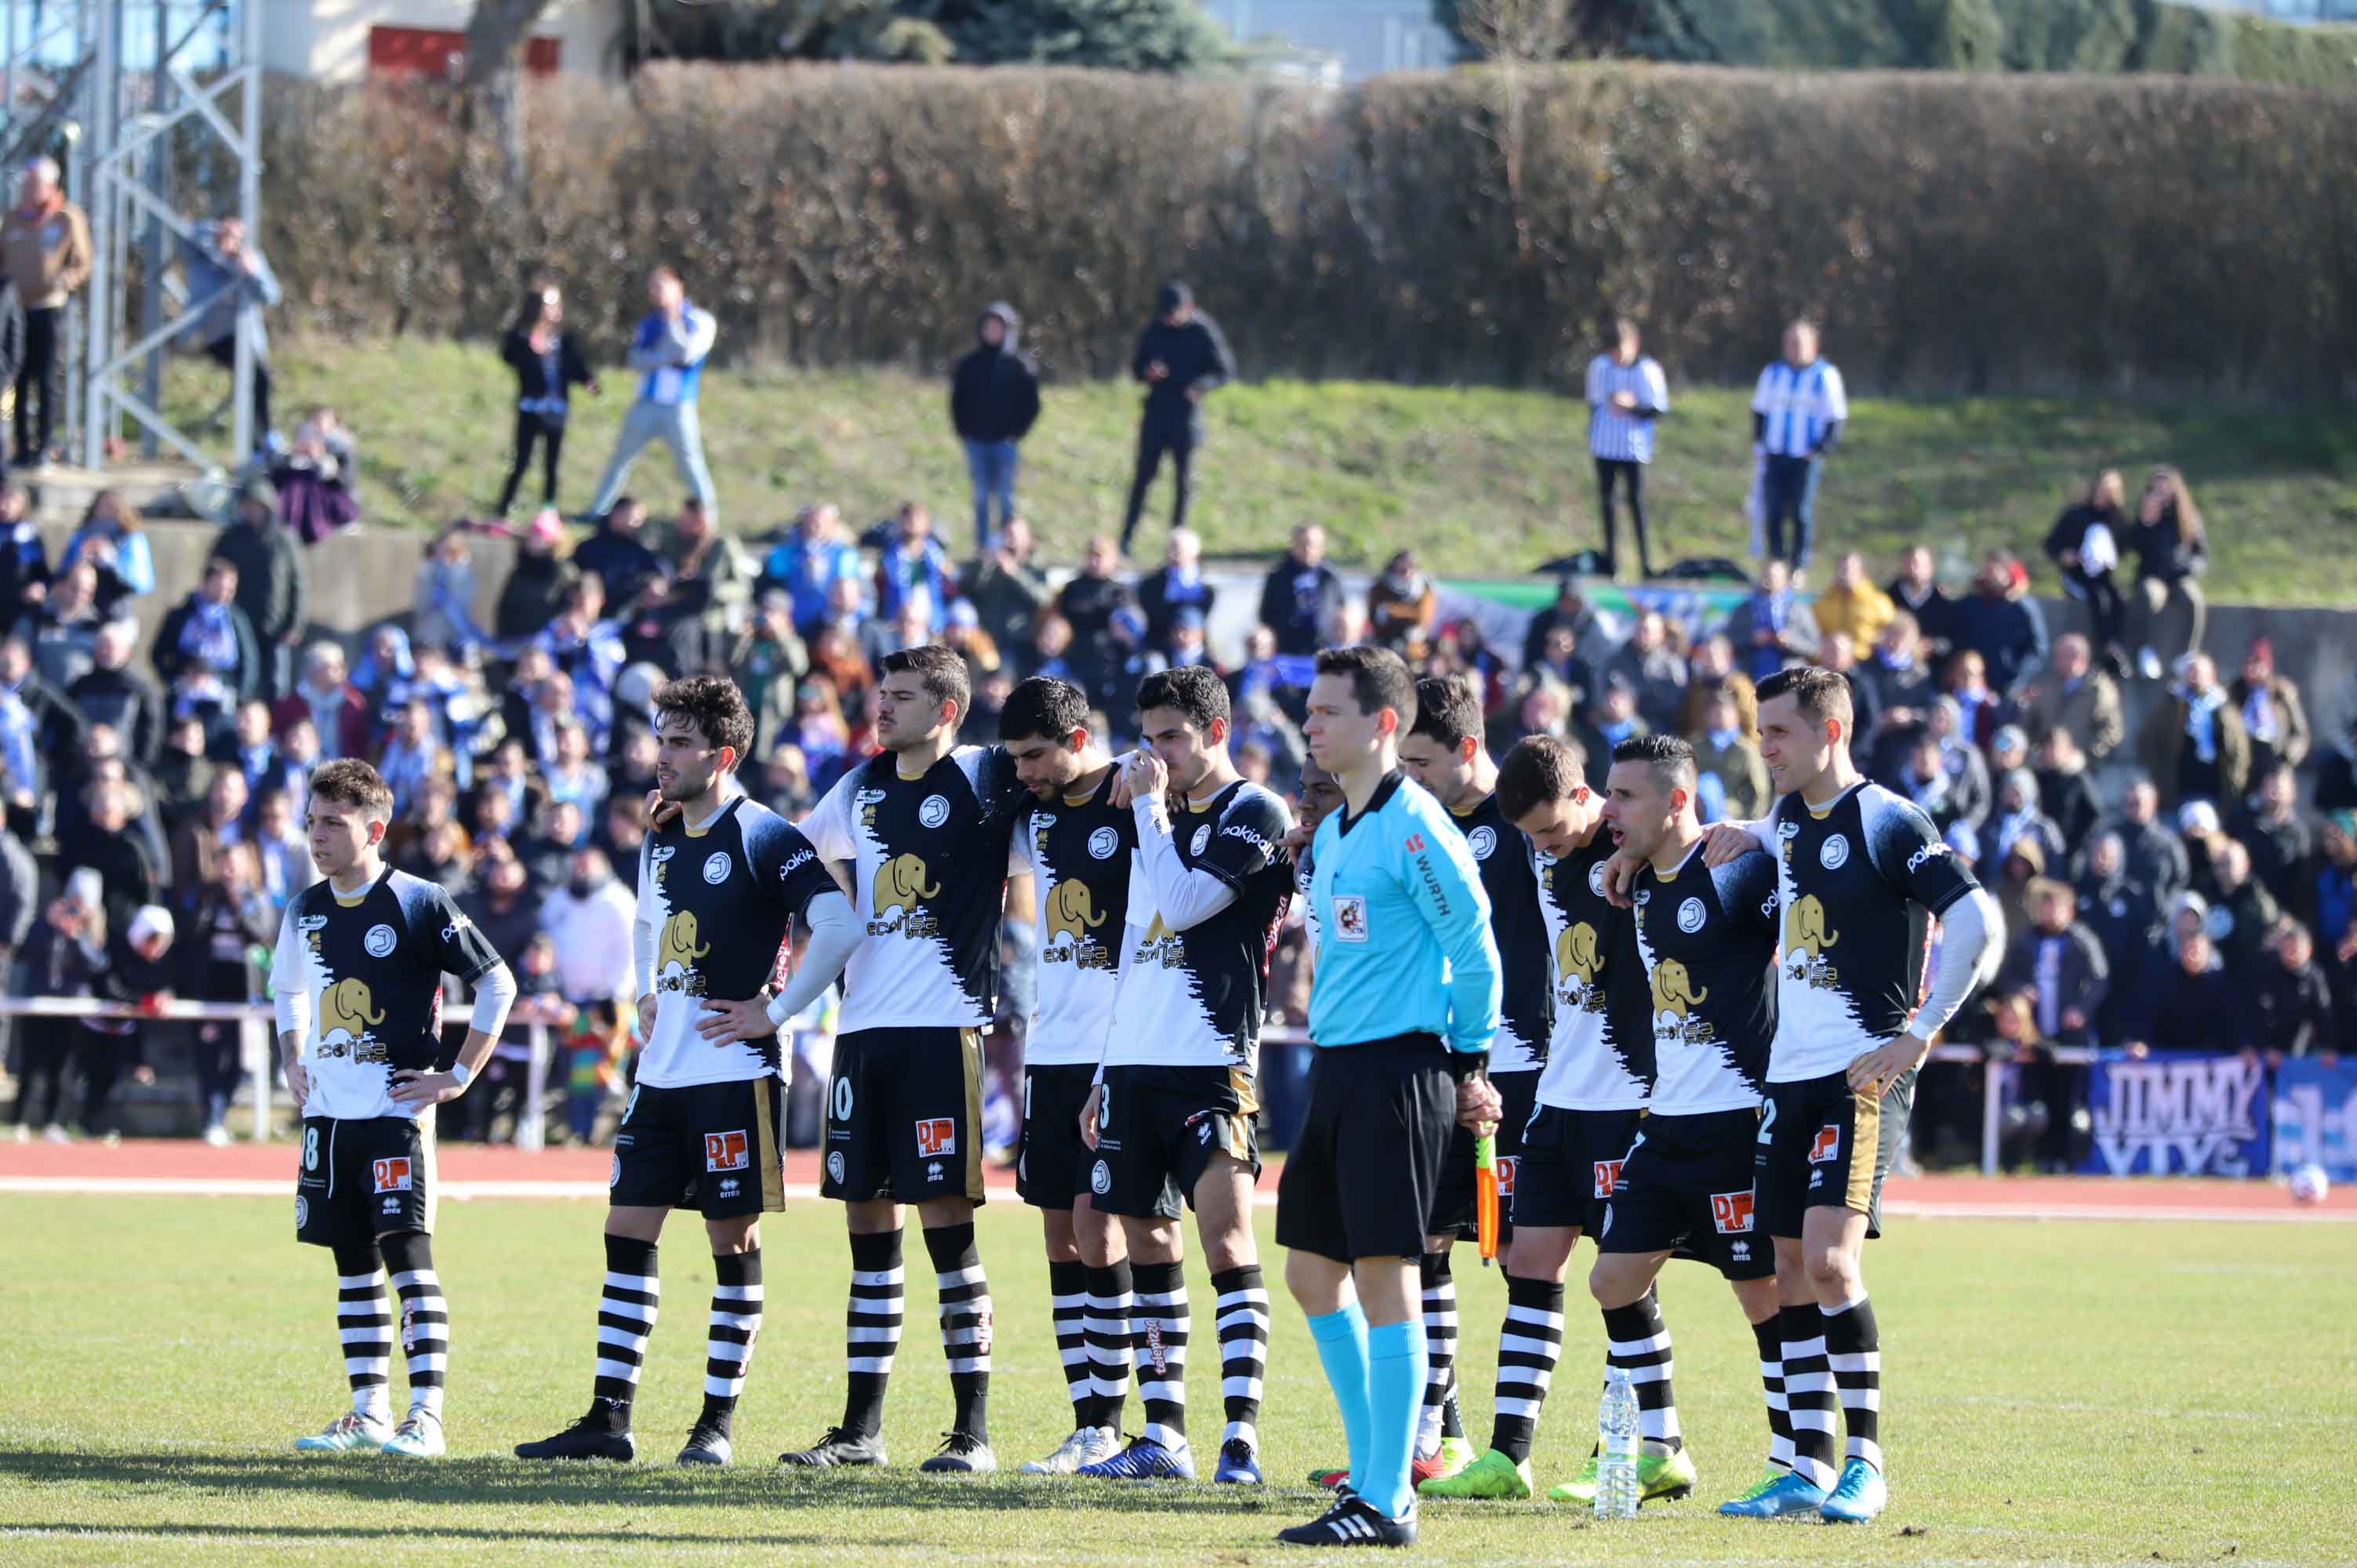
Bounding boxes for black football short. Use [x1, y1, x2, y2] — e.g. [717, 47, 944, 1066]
[1090, 1062, 1261, 1221]
[296, 1113, 434, 1248]
[1598, 1107, 1774, 1279]
[1018, 1062, 1101, 1210]
[1276, 1034, 1455, 1264]
[1430, 1069, 1542, 1240]
[1756, 1065, 1916, 1241]
[1509, 1105, 1645, 1233]
[820, 1026, 986, 1206]
[610, 1076, 786, 1218]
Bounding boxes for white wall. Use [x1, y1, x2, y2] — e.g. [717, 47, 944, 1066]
[259, 0, 621, 85]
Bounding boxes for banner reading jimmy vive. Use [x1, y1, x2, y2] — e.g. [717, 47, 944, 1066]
[2079, 1052, 2271, 1178]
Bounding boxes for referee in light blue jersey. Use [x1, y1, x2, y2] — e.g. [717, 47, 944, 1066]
[1585, 318, 1670, 580]
[1275, 645, 1503, 1550]
[1749, 318, 1848, 575]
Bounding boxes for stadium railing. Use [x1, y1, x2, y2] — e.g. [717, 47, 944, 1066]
[0, 997, 561, 1151]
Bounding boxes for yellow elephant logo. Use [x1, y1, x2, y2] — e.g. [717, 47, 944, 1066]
[1555, 922, 1601, 986]
[873, 852, 941, 921]
[1046, 879, 1106, 946]
[320, 977, 383, 1039]
[1786, 894, 1841, 960]
[1651, 957, 1710, 1018]
[660, 910, 710, 972]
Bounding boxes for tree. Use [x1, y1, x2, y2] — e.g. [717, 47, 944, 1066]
[461, 0, 557, 196]
[623, 1, 953, 67]
[924, 0, 1238, 72]
[623, 0, 1231, 72]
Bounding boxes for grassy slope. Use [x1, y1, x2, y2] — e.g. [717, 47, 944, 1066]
[3, 1194, 2354, 1565]
[157, 340, 2357, 601]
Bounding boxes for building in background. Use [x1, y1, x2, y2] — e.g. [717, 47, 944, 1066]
[256, 0, 622, 85]
[1204, 0, 1453, 81]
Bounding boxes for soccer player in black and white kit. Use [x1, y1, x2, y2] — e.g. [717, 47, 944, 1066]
[997, 677, 1142, 1475]
[518, 677, 848, 1467]
[1076, 665, 1294, 1485]
[1388, 674, 1552, 1486]
[1590, 735, 1789, 1509]
[1698, 666, 2000, 1523]
[280, 760, 516, 1459]
[1425, 734, 1654, 1503]
[785, 645, 1029, 1475]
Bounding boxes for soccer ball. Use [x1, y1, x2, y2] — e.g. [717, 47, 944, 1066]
[2287, 1163, 2331, 1206]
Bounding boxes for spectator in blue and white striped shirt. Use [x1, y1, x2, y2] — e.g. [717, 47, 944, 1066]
[1585, 318, 1669, 579]
[1749, 319, 1848, 575]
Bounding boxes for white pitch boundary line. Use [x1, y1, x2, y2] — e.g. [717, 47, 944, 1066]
[2, 1173, 2352, 1222]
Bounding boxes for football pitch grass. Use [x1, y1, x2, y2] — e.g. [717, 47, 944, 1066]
[2, 1194, 2350, 1565]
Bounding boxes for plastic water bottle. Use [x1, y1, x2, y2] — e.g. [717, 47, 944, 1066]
[1595, 1365, 1640, 1519]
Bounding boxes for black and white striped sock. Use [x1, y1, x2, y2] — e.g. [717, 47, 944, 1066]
[1048, 1258, 1092, 1428]
[924, 1222, 992, 1438]
[1752, 1314, 1793, 1474]
[1821, 1294, 1883, 1475]
[1781, 1302, 1839, 1491]
[1131, 1259, 1189, 1453]
[1415, 1251, 1458, 1457]
[593, 1235, 659, 1432]
[1210, 1264, 1268, 1451]
[1488, 1273, 1564, 1464]
[842, 1229, 904, 1439]
[331, 1242, 392, 1422]
[1602, 1290, 1679, 1447]
[701, 1249, 764, 1434]
[1082, 1259, 1134, 1432]
[380, 1232, 447, 1421]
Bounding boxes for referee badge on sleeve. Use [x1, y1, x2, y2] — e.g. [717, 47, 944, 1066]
[1332, 895, 1369, 943]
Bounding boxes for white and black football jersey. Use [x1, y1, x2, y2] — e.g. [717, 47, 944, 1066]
[1440, 793, 1552, 1073]
[1531, 837, 1653, 1112]
[1631, 844, 1777, 1116]
[1011, 771, 1146, 1067]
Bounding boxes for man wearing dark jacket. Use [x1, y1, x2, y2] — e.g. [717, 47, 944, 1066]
[67, 619, 163, 768]
[950, 302, 1040, 554]
[1120, 280, 1235, 554]
[1257, 524, 1342, 659]
[2073, 833, 2159, 1044]
[206, 476, 304, 701]
[1950, 552, 2048, 700]
[2103, 777, 2190, 906]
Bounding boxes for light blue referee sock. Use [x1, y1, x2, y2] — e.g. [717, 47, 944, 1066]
[1364, 1319, 1427, 1520]
[1307, 1302, 1372, 1492]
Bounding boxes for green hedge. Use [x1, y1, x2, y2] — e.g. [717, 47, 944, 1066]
[256, 62, 2357, 398]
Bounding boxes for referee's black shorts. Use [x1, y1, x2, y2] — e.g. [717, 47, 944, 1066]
[1277, 1033, 1456, 1265]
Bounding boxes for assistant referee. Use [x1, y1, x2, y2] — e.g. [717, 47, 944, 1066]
[1279, 646, 1503, 1549]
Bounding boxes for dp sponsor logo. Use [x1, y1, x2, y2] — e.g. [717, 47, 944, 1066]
[1593, 1159, 1623, 1200]
[1709, 1190, 1756, 1234]
[372, 1157, 412, 1193]
[705, 1131, 750, 1172]
[916, 1117, 957, 1158]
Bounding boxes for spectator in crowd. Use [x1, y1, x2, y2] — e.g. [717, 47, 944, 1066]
[860, 585, 934, 670]
[1525, 622, 1591, 709]
[2230, 638, 2308, 784]
[1885, 545, 1957, 657]
[1603, 609, 1687, 735]
[0, 809, 31, 1099]
[0, 481, 48, 612]
[1725, 557, 1820, 681]
[2208, 838, 2282, 988]
[2313, 814, 2357, 970]
[516, 797, 585, 891]
[455, 853, 561, 1143]
[539, 717, 608, 822]
[412, 526, 485, 661]
[1860, 610, 1936, 755]
[950, 301, 1041, 551]
[1135, 525, 1212, 652]
[2032, 728, 2102, 856]
[587, 264, 718, 521]
[474, 737, 547, 833]
[1584, 317, 1669, 577]
[69, 619, 162, 768]
[270, 410, 361, 546]
[151, 713, 216, 828]
[1120, 279, 1235, 552]
[640, 495, 754, 671]
[56, 491, 154, 617]
[1673, 633, 1740, 738]
[1954, 551, 2048, 700]
[789, 673, 855, 795]
[152, 559, 260, 703]
[2253, 920, 2333, 1062]
[1818, 630, 1879, 741]
[2018, 633, 2123, 762]
[754, 741, 817, 820]
[80, 912, 173, 1138]
[273, 641, 368, 762]
[760, 503, 862, 639]
[729, 589, 808, 759]
[65, 777, 158, 930]
[1522, 576, 1617, 676]
[2107, 776, 2191, 905]
[178, 838, 274, 1144]
[2142, 652, 2247, 811]
[249, 785, 313, 908]
[1988, 768, 2065, 872]
[873, 503, 950, 632]
[1749, 318, 1847, 572]
[2074, 831, 2159, 1040]
[2046, 469, 2129, 667]
[170, 768, 249, 902]
[1259, 524, 1343, 659]
[2237, 762, 2312, 916]
[178, 214, 279, 446]
[209, 476, 304, 700]
[568, 495, 666, 619]
[1366, 549, 1436, 662]
[497, 281, 598, 516]
[2, 156, 89, 466]
[1165, 604, 1215, 672]
[2134, 926, 2245, 1053]
[1994, 878, 2108, 1048]
[374, 699, 447, 816]
[1692, 688, 1770, 823]
[19, 557, 101, 689]
[533, 579, 626, 746]
[1810, 551, 1894, 650]
[539, 840, 634, 1019]
[10, 872, 107, 1141]
[1944, 650, 2010, 750]
[2127, 466, 2207, 679]
[965, 514, 1051, 655]
[495, 510, 581, 644]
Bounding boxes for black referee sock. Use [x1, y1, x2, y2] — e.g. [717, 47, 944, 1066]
[1821, 1294, 1883, 1475]
[1780, 1302, 1839, 1491]
[923, 1222, 993, 1439]
[1416, 1251, 1458, 1457]
[1048, 1258, 1092, 1428]
[1130, 1259, 1190, 1453]
[593, 1236, 659, 1432]
[1601, 1290, 1680, 1450]
[701, 1249, 764, 1436]
[379, 1232, 448, 1423]
[1209, 1264, 1269, 1451]
[331, 1241, 393, 1422]
[842, 1229, 905, 1439]
[1488, 1273, 1563, 1464]
[1082, 1259, 1135, 1432]
[1752, 1312, 1794, 1475]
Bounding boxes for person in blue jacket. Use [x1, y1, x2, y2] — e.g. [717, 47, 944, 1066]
[587, 265, 717, 524]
